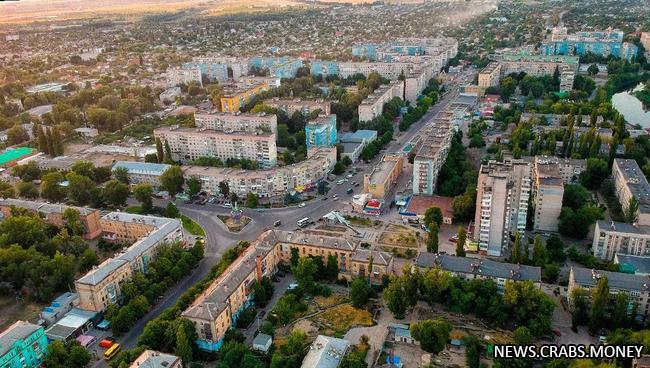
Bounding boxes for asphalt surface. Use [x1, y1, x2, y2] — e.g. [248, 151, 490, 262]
[106, 68, 475, 355]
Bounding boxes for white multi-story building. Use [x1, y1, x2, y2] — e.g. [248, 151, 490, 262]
[474, 159, 531, 257]
[183, 56, 249, 82]
[111, 161, 171, 189]
[166, 67, 202, 88]
[592, 220, 650, 260]
[412, 112, 455, 196]
[194, 112, 277, 135]
[154, 126, 277, 168]
[531, 156, 565, 232]
[358, 81, 404, 122]
[183, 147, 337, 198]
[264, 98, 331, 116]
[612, 159, 650, 226]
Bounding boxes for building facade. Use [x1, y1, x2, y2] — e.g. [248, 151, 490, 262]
[154, 126, 277, 168]
[612, 159, 650, 226]
[592, 220, 650, 260]
[531, 156, 565, 232]
[183, 57, 249, 82]
[412, 112, 455, 196]
[358, 81, 405, 122]
[541, 27, 638, 61]
[568, 267, 650, 323]
[0, 321, 48, 368]
[305, 114, 337, 149]
[264, 98, 331, 116]
[473, 159, 531, 257]
[130, 350, 182, 368]
[478, 62, 501, 92]
[219, 80, 270, 112]
[194, 112, 278, 135]
[166, 67, 202, 88]
[363, 153, 404, 199]
[112, 161, 171, 189]
[0, 199, 102, 240]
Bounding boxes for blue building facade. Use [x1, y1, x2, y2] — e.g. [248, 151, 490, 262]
[310, 60, 340, 77]
[248, 57, 303, 78]
[352, 44, 378, 60]
[305, 114, 338, 149]
[0, 322, 49, 368]
[183, 62, 230, 81]
[541, 30, 638, 61]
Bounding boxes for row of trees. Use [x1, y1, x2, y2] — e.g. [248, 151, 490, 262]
[399, 78, 440, 131]
[383, 265, 555, 336]
[106, 242, 204, 335]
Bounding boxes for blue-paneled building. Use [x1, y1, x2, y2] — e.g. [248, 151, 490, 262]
[310, 60, 340, 77]
[541, 28, 638, 61]
[305, 114, 338, 149]
[0, 321, 48, 368]
[248, 57, 303, 78]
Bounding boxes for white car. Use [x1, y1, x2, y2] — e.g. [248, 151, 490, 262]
[299, 202, 306, 208]
[222, 202, 232, 208]
[336, 179, 345, 185]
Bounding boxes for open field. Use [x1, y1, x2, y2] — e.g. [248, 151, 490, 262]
[311, 304, 374, 336]
[0, 296, 42, 331]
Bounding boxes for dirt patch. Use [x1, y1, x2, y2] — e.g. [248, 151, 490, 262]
[314, 225, 349, 233]
[311, 304, 374, 336]
[378, 231, 418, 247]
[216, 215, 252, 232]
[0, 296, 42, 330]
[313, 294, 349, 309]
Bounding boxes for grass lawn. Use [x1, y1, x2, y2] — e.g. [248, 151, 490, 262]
[311, 304, 373, 335]
[126, 205, 144, 214]
[180, 214, 205, 236]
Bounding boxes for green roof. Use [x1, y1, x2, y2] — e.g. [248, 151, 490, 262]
[619, 263, 636, 274]
[0, 147, 36, 166]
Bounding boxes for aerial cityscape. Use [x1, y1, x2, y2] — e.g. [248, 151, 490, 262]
[0, 0, 649, 367]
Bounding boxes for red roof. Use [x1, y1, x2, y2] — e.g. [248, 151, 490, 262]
[405, 195, 454, 219]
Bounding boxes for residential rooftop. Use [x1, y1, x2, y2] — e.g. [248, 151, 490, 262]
[130, 350, 181, 368]
[0, 198, 97, 216]
[615, 159, 650, 213]
[0, 321, 42, 358]
[415, 253, 542, 282]
[112, 161, 171, 176]
[571, 266, 650, 292]
[300, 335, 350, 368]
[615, 254, 650, 275]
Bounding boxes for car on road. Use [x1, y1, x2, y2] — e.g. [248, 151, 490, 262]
[347, 188, 353, 194]
[288, 283, 298, 290]
[336, 179, 345, 185]
[299, 202, 306, 208]
[323, 196, 328, 200]
[99, 339, 114, 349]
[346, 174, 353, 178]
[222, 202, 232, 208]
[332, 194, 338, 199]
[449, 235, 458, 243]
[274, 220, 281, 227]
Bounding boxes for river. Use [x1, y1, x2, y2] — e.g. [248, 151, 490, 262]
[612, 83, 650, 128]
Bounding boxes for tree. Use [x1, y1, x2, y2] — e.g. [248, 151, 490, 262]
[427, 223, 439, 253]
[511, 232, 522, 263]
[245, 193, 259, 208]
[175, 325, 193, 364]
[383, 277, 409, 319]
[590, 276, 609, 333]
[7, 124, 29, 145]
[17, 181, 38, 199]
[500, 76, 517, 101]
[456, 227, 466, 257]
[156, 137, 164, 163]
[41, 171, 66, 202]
[464, 335, 481, 368]
[12, 162, 41, 182]
[410, 319, 452, 354]
[0, 180, 14, 198]
[350, 277, 372, 308]
[103, 179, 129, 207]
[293, 257, 317, 293]
[163, 139, 173, 164]
[43, 341, 91, 368]
[66, 172, 95, 205]
[160, 166, 184, 196]
[317, 181, 327, 195]
[219, 181, 229, 197]
[133, 183, 154, 212]
[325, 254, 339, 281]
[333, 161, 346, 175]
[165, 202, 180, 218]
[611, 292, 629, 328]
[341, 155, 353, 167]
[62, 208, 84, 236]
[581, 158, 608, 189]
[626, 197, 639, 223]
[71, 161, 95, 179]
[186, 177, 202, 197]
[532, 235, 547, 266]
[570, 287, 589, 329]
[512, 326, 533, 345]
[113, 167, 130, 184]
[270, 329, 309, 368]
[423, 206, 443, 228]
[563, 184, 591, 211]
[587, 64, 599, 76]
[79, 247, 99, 272]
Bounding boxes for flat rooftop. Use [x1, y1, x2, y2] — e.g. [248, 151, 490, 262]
[0, 198, 97, 216]
[0, 321, 41, 357]
[571, 266, 650, 292]
[367, 158, 399, 186]
[416, 253, 542, 282]
[614, 159, 650, 213]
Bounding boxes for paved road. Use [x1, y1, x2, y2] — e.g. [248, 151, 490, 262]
[101, 69, 475, 357]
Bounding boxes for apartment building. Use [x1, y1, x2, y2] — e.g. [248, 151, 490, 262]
[531, 156, 565, 232]
[183, 56, 249, 82]
[363, 153, 404, 199]
[358, 80, 405, 122]
[491, 50, 580, 92]
[249, 57, 303, 78]
[352, 37, 458, 67]
[130, 350, 182, 368]
[183, 229, 392, 352]
[154, 126, 277, 168]
[183, 147, 337, 198]
[166, 67, 202, 88]
[473, 159, 532, 257]
[592, 220, 650, 260]
[301, 335, 350, 368]
[305, 114, 338, 149]
[0, 321, 49, 368]
[642, 32, 650, 50]
[415, 253, 542, 290]
[219, 79, 270, 112]
[404, 70, 428, 104]
[0, 198, 102, 240]
[478, 62, 501, 92]
[112, 161, 171, 189]
[568, 267, 650, 323]
[264, 98, 331, 116]
[194, 112, 278, 135]
[412, 113, 455, 196]
[76, 213, 183, 312]
[612, 159, 650, 226]
[541, 27, 638, 61]
[615, 254, 650, 276]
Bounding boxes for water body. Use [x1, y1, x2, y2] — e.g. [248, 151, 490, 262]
[612, 83, 650, 128]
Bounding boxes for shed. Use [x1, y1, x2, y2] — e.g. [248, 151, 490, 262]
[252, 333, 272, 354]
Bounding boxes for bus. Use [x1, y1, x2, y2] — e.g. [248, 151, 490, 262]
[297, 217, 310, 228]
[104, 343, 121, 360]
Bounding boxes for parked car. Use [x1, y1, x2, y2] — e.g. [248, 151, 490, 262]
[299, 202, 306, 208]
[222, 202, 232, 208]
[99, 340, 114, 349]
[274, 220, 282, 227]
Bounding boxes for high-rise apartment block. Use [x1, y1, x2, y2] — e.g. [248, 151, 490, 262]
[478, 62, 501, 91]
[264, 98, 331, 116]
[531, 156, 565, 232]
[183, 57, 249, 82]
[541, 27, 638, 61]
[358, 80, 405, 122]
[248, 56, 303, 78]
[612, 159, 650, 226]
[166, 67, 202, 88]
[0, 321, 48, 368]
[183, 147, 337, 198]
[412, 112, 455, 196]
[219, 79, 270, 112]
[305, 114, 337, 149]
[154, 125, 277, 168]
[492, 50, 579, 93]
[194, 112, 278, 135]
[642, 32, 650, 51]
[474, 160, 531, 257]
[75, 213, 183, 312]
